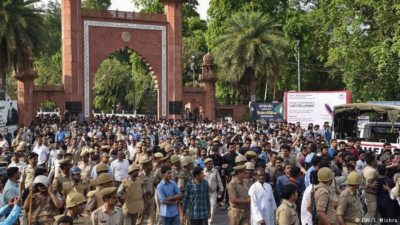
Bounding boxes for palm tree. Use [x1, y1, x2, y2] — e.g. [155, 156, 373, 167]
[0, 0, 44, 100]
[212, 11, 287, 101]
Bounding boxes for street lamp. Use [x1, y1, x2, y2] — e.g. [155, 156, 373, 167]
[294, 40, 301, 92]
[190, 55, 195, 87]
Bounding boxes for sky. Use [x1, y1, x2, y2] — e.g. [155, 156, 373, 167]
[40, 0, 210, 20]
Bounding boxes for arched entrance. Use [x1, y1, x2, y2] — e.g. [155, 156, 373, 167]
[16, 0, 184, 125]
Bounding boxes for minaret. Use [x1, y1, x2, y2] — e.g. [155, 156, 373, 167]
[199, 53, 216, 120]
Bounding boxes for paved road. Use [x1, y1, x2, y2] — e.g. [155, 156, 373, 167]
[212, 207, 229, 225]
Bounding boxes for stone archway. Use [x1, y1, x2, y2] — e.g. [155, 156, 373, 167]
[17, 0, 184, 125]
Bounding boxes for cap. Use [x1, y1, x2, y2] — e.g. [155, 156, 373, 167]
[70, 167, 82, 175]
[66, 192, 86, 208]
[317, 167, 334, 182]
[97, 173, 113, 185]
[16, 141, 28, 151]
[181, 156, 193, 167]
[80, 150, 90, 157]
[245, 162, 255, 170]
[58, 158, 71, 165]
[140, 157, 152, 164]
[96, 163, 109, 173]
[170, 155, 181, 164]
[154, 152, 164, 159]
[33, 175, 49, 187]
[233, 165, 246, 171]
[212, 136, 221, 142]
[100, 145, 110, 150]
[235, 155, 247, 164]
[245, 151, 257, 158]
[204, 158, 213, 164]
[101, 187, 117, 197]
[128, 164, 140, 173]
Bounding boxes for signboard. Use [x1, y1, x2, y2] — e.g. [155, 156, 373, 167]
[0, 100, 18, 130]
[284, 91, 351, 127]
[250, 102, 283, 121]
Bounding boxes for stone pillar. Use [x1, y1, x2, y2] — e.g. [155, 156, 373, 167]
[62, 0, 81, 111]
[199, 53, 216, 120]
[161, 0, 184, 119]
[14, 68, 37, 126]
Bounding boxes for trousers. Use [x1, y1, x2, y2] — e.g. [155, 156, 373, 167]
[227, 208, 250, 225]
[161, 215, 180, 225]
[208, 192, 217, 224]
[364, 193, 377, 224]
[136, 201, 155, 225]
[124, 212, 138, 225]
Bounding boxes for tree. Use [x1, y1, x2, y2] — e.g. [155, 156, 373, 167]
[82, 0, 111, 10]
[93, 58, 133, 112]
[34, 1, 62, 86]
[0, 0, 44, 99]
[212, 11, 287, 101]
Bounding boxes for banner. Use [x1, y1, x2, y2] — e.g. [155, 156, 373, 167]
[284, 91, 351, 127]
[0, 100, 18, 128]
[250, 102, 283, 121]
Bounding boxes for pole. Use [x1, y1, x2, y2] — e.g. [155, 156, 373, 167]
[296, 40, 301, 91]
[264, 77, 268, 103]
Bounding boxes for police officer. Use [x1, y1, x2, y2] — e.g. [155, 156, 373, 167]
[244, 162, 255, 185]
[89, 163, 110, 190]
[276, 183, 300, 225]
[52, 158, 72, 194]
[118, 164, 144, 225]
[62, 167, 89, 197]
[170, 155, 181, 183]
[336, 172, 363, 225]
[86, 173, 114, 213]
[235, 155, 247, 166]
[53, 192, 90, 224]
[227, 165, 250, 225]
[178, 156, 194, 225]
[314, 167, 338, 225]
[91, 187, 124, 225]
[137, 158, 156, 225]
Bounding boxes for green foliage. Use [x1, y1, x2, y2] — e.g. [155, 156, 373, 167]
[131, 0, 164, 13]
[0, 0, 44, 99]
[34, 50, 62, 85]
[212, 11, 287, 99]
[93, 58, 134, 112]
[82, 0, 111, 10]
[129, 53, 155, 112]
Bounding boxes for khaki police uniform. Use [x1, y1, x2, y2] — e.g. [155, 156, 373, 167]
[78, 160, 94, 182]
[53, 212, 91, 225]
[62, 180, 89, 197]
[336, 187, 363, 225]
[136, 170, 156, 225]
[91, 205, 124, 225]
[177, 168, 193, 225]
[30, 193, 60, 225]
[276, 199, 300, 225]
[362, 165, 377, 221]
[227, 176, 250, 225]
[120, 178, 145, 225]
[86, 188, 104, 212]
[53, 171, 70, 194]
[21, 164, 36, 189]
[314, 182, 338, 225]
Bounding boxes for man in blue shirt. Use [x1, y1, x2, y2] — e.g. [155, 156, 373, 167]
[0, 196, 21, 225]
[305, 155, 321, 187]
[3, 167, 20, 204]
[157, 166, 183, 225]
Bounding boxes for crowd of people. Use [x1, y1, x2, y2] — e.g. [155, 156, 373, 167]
[0, 113, 399, 225]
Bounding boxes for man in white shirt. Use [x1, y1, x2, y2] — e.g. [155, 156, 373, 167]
[110, 151, 129, 185]
[301, 170, 318, 225]
[32, 137, 49, 167]
[0, 135, 8, 151]
[203, 158, 224, 224]
[248, 168, 276, 225]
[355, 150, 367, 173]
[8, 152, 27, 172]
